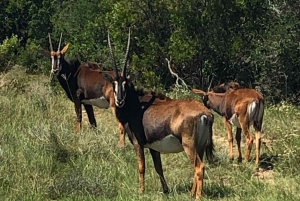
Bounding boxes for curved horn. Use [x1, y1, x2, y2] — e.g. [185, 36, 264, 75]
[107, 30, 118, 77]
[48, 33, 53, 52]
[57, 32, 63, 51]
[121, 27, 131, 77]
[207, 76, 214, 92]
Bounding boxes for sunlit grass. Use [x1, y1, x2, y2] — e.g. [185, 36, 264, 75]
[0, 71, 300, 200]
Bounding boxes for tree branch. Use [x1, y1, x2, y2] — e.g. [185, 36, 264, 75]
[165, 58, 189, 90]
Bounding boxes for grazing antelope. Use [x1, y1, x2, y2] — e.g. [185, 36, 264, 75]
[192, 87, 264, 164]
[104, 29, 214, 199]
[39, 33, 126, 147]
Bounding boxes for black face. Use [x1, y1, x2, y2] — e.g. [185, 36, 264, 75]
[113, 76, 128, 108]
[51, 52, 63, 76]
[46, 33, 68, 76]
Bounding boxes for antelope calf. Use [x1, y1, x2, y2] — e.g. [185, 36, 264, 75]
[40, 33, 126, 147]
[192, 87, 264, 164]
[104, 29, 214, 199]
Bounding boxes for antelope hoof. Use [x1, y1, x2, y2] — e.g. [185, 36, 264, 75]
[244, 157, 250, 163]
[139, 187, 145, 194]
[194, 191, 203, 200]
[76, 129, 81, 136]
[191, 186, 202, 199]
[163, 188, 169, 194]
[117, 141, 125, 148]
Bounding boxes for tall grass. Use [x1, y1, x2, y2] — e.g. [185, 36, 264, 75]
[0, 70, 300, 200]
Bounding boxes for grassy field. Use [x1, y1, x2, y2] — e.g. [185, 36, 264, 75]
[1, 68, 300, 201]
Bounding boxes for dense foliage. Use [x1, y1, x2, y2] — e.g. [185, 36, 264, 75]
[0, 0, 299, 104]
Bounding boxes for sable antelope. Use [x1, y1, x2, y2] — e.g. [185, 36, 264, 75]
[104, 29, 214, 199]
[192, 87, 264, 164]
[39, 33, 126, 147]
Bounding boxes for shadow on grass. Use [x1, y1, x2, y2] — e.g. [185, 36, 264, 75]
[204, 182, 233, 199]
[48, 132, 119, 200]
[171, 181, 233, 199]
[48, 171, 118, 200]
[259, 153, 279, 171]
[209, 151, 279, 171]
[49, 132, 79, 163]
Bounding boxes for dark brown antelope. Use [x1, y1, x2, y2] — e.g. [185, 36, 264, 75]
[104, 29, 214, 199]
[39, 33, 126, 147]
[192, 87, 264, 164]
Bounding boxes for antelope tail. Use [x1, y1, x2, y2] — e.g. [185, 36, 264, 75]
[192, 88, 206, 95]
[196, 114, 215, 163]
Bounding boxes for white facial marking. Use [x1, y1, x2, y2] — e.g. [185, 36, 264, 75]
[114, 81, 118, 94]
[51, 56, 55, 71]
[122, 81, 126, 91]
[122, 83, 126, 101]
[144, 135, 184, 154]
[57, 60, 60, 69]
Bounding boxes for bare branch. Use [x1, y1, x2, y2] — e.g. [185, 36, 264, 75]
[165, 58, 189, 90]
[207, 76, 214, 91]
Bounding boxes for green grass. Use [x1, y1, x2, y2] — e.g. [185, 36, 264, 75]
[1, 71, 300, 201]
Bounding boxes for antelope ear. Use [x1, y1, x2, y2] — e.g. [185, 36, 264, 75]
[192, 89, 207, 96]
[61, 43, 70, 54]
[102, 72, 114, 83]
[127, 71, 136, 83]
[39, 49, 51, 58]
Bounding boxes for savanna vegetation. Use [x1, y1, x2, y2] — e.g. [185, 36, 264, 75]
[1, 0, 300, 200]
[0, 69, 300, 200]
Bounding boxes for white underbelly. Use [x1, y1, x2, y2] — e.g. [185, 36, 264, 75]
[81, 96, 110, 109]
[144, 135, 184, 154]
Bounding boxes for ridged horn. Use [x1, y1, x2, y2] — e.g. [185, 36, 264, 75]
[107, 30, 119, 77]
[48, 33, 53, 52]
[121, 27, 131, 77]
[57, 33, 63, 51]
[207, 76, 213, 92]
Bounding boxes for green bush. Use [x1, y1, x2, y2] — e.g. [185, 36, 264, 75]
[16, 40, 41, 73]
[0, 35, 21, 72]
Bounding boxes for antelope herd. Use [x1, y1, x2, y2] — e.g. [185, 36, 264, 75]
[41, 29, 265, 199]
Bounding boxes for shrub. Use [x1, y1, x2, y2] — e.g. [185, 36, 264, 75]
[16, 40, 39, 73]
[0, 35, 21, 72]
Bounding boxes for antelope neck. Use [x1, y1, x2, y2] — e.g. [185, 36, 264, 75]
[116, 85, 148, 145]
